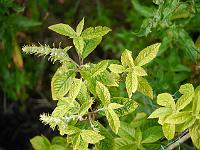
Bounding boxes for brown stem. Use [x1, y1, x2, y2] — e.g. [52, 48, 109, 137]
[166, 133, 191, 150]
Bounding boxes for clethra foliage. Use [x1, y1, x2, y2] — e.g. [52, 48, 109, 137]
[23, 18, 200, 150]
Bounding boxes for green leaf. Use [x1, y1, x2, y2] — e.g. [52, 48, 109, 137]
[91, 60, 108, 77]
[131, 0, 153, 17]
[109, 64, 125, 73]
[73, 36, 84, 55]
[179, 83, 194, 94]
[30, 136, 51, 150]
[189, 123, 200, 149]
[165, 111, 191, 124]
[114, 138, 137, 150]
[135, 43, 161, 66]
[79, 98, 94, 116]
[177, 28, 198, 61]
[7, 15, 41, 30]
[132, 66, 147, 76]
[81, 130, 104, 144]
[50, 145, 66, 150]
[94, 123, 115, 150]
[82, 26, 111, 39]
[176, 93, 194, 111]
[162, 123, 175, 140]
[76, 18, 84, 36]
[111, 97, 138, 116]
[86, 78, 97, 96]
[130, 113, 147, 128]
[135, 128, 142, 144]
[148, 107, 172, 119]
[68, 78, 83, 100]
[118, 121, 135, 141]
[96, 81, 110, 105]
[51, 136, 67, 146]
[121, 49, 134, 67]
[79, 65, 92, 80]
[125, 72, 138, 98]
[48, 23, 76, 38]
[82, 37, 102, 58]
[138, 77, 153, 99]
[51, 67, 75, 100]
[157, 93, 175, 109]
[106, 108, 120, 134]
[142, 126, 163, 143]
[192, 85, 200, 115]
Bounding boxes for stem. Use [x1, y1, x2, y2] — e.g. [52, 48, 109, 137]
[166, 133, 191, 150]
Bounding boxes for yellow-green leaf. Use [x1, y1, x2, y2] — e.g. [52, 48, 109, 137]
[48, 23, 76, 38]
[108, 103, 123, 110]
[138, 77, 153, 99]
[73, 36, 84, 55]
[30, 136, 51, 150]
[125, 72, 138, 98]
[132, 66, 147, 76]
[82, 26, 111, 39]
[165, 111, 191, 124]
[76, 18, 84, 36]
[95, 70, 119, 87]
[79, 98, 94, 116]
[106, 108, 120, 134]
[111, 97, 138, 116]
[148, 107, 172, 119]
[162, 123, 175, 140]
[82, 37, 102, 58]
[51, 68, 75, 100]
[91, 60, 108, 77]
[176, 116, 196, 132]
[135, 43, 161, 66]
[189, 123, 200, 149]
[96, 81, 110, 105]
[121, 49, 134, 68]
[68, 79, 83, 100]
[109, 64, 125, 73]
[77, 82, 90, 103]
[179, 83, 194, 94]
[52, 99, 80, 117]
[81, 130, 104, 144]
[176, 93, 194, 111]
[192, 85, 200, 115]
[157, 93, 175, 109]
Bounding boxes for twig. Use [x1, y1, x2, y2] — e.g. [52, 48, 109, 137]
[166, 133, 191, 150]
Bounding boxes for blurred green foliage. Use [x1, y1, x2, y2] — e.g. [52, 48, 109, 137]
[0, 0, 41, 101]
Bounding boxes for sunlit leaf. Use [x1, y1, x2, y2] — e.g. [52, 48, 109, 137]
[135, 43, 161, 66]
[48, 23, 76, 38]
[125, 72, 138, 98]
[76, 18, 84, 36]
[162, 123, 175, 140]
[82, 26, 111, 39]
